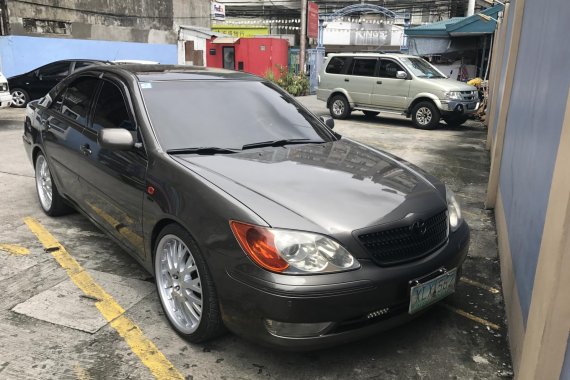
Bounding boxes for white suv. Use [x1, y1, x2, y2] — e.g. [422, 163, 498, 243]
[0, 72, 11, 108]
[317, 53, 478, 129]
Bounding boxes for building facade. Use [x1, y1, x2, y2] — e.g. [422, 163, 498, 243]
[0, 0, 210, 77]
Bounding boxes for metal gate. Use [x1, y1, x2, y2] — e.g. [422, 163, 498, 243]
[288, 47, 325, 94]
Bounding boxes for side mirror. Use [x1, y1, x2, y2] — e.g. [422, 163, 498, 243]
[320, 115, 335, 129]
[98, 128, 134, 150]
[396, 71, 407, 79]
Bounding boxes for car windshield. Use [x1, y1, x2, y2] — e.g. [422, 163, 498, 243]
[140, 80, 334, 152]
[400, 57, 446, 79]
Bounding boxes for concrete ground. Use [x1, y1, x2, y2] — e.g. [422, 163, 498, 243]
[0, 101, 512, 380]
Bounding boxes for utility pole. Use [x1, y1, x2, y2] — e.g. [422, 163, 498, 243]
[299, 0, 307, 74]
[466, 0, 475, 16]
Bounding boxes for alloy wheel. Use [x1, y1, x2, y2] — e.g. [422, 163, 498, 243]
[156, 234, 203, 334]
[332, 99, 345, 116]
[416, 107, 432, 126]
[35, 155, 53, 211]
[12, 90, 27, 107]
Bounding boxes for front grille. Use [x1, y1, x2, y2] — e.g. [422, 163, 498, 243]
[357, 210, 448, 266]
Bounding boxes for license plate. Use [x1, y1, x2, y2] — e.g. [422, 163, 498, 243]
[409, 268, 457, 314]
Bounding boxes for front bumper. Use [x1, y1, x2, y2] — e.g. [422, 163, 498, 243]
[0, 91, 12, 108]
[218, 221, 470, 350]
[440, 99, 479, 114]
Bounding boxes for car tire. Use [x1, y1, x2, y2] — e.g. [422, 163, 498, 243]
[329, 95, 350, 120]
[11, 88, 30, 108]
[363, 111, 379, 118]
[34, 153, 73, 216]
[443, 115, 469, 127]
[411, 101, 440, 130]
[154, 224, 225, 343]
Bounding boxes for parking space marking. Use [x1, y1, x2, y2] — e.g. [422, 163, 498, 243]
[24, 217, 184, 380]
[0, 244, 30, 255]
[460, 277, 500, 294]
[440, 303, 500, 330]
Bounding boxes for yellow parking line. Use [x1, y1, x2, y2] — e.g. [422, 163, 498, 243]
[0, 244, 30, 255]
[24, 217, 184, 380]
[440, 303, 500, 330]
[460, 277, 500, 294]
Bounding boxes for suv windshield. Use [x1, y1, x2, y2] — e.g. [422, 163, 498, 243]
[400, 57, 446, 79]
[141, 80, 334, 151]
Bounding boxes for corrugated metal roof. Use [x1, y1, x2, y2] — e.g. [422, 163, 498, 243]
[411, 17, 465, 31]
[405, 4, 503, 37]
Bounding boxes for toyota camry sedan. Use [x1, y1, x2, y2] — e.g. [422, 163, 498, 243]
[22, 65, 469, 350]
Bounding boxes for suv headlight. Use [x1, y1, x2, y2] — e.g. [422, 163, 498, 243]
[445, 91, 462, 100]
[230, 221, 360, 274]
[446, 186, 463, 231]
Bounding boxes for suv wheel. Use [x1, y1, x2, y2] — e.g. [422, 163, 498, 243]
[411, 101, 440, 130]
[329, 95, 350, 119]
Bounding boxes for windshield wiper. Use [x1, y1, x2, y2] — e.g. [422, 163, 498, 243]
[241, 138, 318, 150]
[166, 147, 239, 155]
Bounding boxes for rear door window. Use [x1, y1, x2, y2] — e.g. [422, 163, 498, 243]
[58, 76, 99, 126]
[325, 57, 349, 74]
[39, 62, 70, 79]
[349, 58, 377, 77]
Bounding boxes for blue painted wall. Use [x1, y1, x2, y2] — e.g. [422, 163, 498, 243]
[498, 0, 570, 325]
[562, 336, 570, 380]
[0, 36, 177, 77]
[492, 0, 516, 134]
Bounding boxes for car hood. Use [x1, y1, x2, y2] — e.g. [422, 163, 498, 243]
[172, 139, 447, 235]
[416, 77, 476, 92]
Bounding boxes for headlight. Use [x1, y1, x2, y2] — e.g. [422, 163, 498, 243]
[445, 91, 462, 100]
[230, 221, 360, 274]
[446, 186, 463, 231]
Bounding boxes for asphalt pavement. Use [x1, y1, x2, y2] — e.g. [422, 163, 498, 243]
[0, 101, 513, 379]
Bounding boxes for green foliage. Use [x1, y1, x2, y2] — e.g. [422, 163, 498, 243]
[264, 65, 309, 97]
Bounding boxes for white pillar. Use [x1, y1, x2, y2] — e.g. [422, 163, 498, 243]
[466, 0, 475, 16]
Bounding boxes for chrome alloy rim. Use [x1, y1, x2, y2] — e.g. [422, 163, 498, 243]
[416, 107, 432, 125]
[35, 155, 53, 211]
[332, 99, 345, 116]
[155, 234, 203, 334]
[11, 90, 26, 106]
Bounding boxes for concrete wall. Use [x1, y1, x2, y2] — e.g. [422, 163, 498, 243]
[497, 0, 569, 326]
[487, 0, 570, 377]
[0, 36, 177, 77]
[4, 0, 210, 44]
[490, 0, 515, 134]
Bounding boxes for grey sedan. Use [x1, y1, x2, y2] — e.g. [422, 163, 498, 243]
[23, 65, 469, 350]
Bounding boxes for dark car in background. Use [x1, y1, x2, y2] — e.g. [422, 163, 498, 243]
[23, 65, 469, 350]
[9, 59, 107, 107]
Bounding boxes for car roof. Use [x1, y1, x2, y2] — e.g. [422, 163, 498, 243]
[327, 52, 416, 59]
[89, 64, 262, 81]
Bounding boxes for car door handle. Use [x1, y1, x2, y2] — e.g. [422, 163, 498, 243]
[80, 144, 92, 156]
[344, 78, 349, 82]
[377, 80, 382, 84]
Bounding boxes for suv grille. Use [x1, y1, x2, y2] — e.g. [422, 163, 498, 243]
[357, 211, 448, 266]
